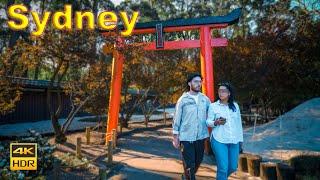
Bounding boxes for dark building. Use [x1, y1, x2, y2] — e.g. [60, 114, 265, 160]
[0, 77, 90, 125]
[0, 77, 159, 125]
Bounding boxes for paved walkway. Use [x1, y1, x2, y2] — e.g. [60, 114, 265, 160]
[0, 108, 175, 137]
[108, 126, 260, 180]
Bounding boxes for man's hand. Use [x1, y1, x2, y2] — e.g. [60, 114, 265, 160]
[214, 117, 226, 126]
[172, 134, 180, 149]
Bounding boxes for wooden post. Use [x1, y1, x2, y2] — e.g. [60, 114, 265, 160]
[99, 168, 107, 180]
[238, 153, 249, 172]
[112, 129, 117, 149]
[107, 140, 113, 165]
[86, 127, 91, 145]
[260, 162, 277, 180]
[276, 162, 295, 180]
[247, 154, 262, 176]
[76, 137, 82, 158]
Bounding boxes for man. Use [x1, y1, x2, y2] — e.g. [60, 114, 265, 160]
[172, 73, 211, 180]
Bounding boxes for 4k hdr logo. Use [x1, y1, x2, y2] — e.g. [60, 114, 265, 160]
[10, 143, 37, 171]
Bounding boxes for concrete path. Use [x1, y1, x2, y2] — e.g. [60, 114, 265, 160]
[108, 126, 260, 180]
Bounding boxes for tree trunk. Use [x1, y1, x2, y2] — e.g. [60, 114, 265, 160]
[51, 115, 67, 143]
[163, 106, 166, 125]
[62, 96, 90, 134]
[34, 64, 40, 80]
[119, 117, 123, 133]
[22, 68, 28, 78]
[260, 162, 277, 180]
[122, 116, 129, 128]
[145, 116, 149, 127]
[47, 88, 66, 143]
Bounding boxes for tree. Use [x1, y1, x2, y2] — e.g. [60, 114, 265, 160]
[62, 59, 111, 131]
[0, 39, 38, 115]
[6, 29, 114, 143]
[214, 0, 320, 118]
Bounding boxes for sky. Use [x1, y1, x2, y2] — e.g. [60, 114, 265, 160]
[111, 0, 123, 6]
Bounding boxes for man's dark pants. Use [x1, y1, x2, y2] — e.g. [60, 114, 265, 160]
[180, 138, 205, 180]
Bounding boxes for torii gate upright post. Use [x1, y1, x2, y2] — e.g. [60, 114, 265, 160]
[106, 38, 124, 141]
[103, 9, 241, 153]
[200, 26, 214, 100]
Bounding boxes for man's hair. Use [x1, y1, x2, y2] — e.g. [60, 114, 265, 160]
[187, 73, 202, 84]
[186, 73, 202, 91]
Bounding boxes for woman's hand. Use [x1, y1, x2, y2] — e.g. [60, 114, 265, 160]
[214, 117, 226, 126]
[172, 134, 180, 149]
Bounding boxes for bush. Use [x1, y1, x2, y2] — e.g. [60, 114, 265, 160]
[0, 130, 55, 179]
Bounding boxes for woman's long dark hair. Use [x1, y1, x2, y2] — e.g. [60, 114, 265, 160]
[216, 82, 236, 112]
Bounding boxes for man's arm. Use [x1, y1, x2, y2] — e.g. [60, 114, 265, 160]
[172, 98, 183, 149]
[206, 104, 216, 127]
[172, 98, 183, 135]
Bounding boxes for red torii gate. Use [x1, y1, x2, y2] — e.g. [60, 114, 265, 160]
[103, 8, 241, 146]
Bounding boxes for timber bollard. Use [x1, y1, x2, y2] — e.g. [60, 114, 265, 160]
[247, 154, 262, 176]
[86, 127, 91, 145]
[260, 162, 277, 180]
[276, 162, 295, 180]
[76, 137, 82, 158]
[107, 140, 113, 165]
[238, 153, 249, 172]
[112, 129, 117, 149]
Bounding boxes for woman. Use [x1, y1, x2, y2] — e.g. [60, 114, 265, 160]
[206, 82, 243, 180]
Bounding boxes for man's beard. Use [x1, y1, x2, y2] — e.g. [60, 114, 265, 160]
[191, 85, 201, 92]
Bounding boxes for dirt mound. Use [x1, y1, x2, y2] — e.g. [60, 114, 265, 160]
[243, 98, 320, 161]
